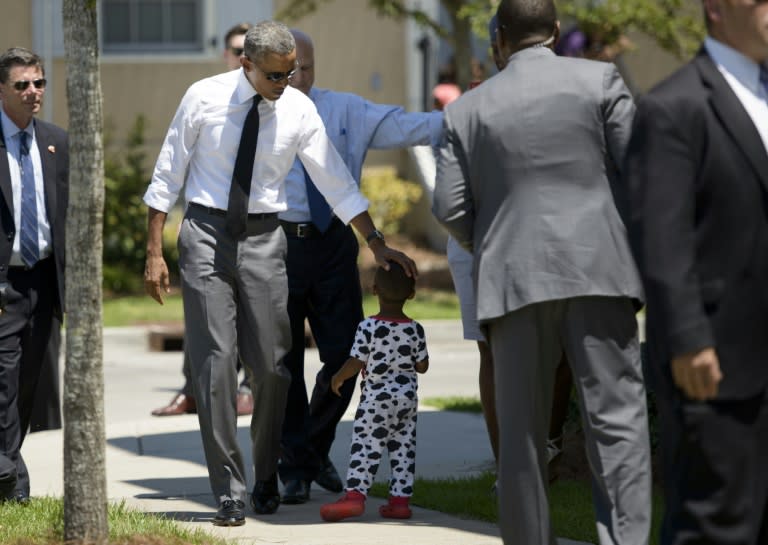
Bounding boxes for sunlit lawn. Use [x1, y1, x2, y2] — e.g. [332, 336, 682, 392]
[103, 289, 459, 327]
[0, 498, 224, 545]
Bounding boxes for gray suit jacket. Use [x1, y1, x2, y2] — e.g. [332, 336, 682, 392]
[433, 47, 643, 322]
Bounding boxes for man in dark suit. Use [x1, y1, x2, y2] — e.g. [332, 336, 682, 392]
[624, 1, 768, 542]
[0, 47, 68, 503]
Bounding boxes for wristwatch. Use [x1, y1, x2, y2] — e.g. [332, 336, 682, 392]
[365, 229, 385, 245]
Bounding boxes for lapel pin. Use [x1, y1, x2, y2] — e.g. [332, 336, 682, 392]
[48, 145, 56, 154]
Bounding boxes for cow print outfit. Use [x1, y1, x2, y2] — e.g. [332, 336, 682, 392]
[344, 316, 428, 497]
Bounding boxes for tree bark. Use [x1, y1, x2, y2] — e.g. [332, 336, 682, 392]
[62, 1, 108, 542]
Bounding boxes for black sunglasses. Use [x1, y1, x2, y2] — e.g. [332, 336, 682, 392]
[259, 67, 296, 83]
[230, 47, 244, 56]
[11, 78, 47, 91]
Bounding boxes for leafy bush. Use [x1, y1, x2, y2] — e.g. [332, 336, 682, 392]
[360, 166, 423, 236]
[103, 115, 179, 294]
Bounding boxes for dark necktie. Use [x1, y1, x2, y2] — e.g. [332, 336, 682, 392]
[303, 165, 332, 233]
[225, 95, 262, 238]
[760, 64, 768, 102]
[18, 132, 39, 267]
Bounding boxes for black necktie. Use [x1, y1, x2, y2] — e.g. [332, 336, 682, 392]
[760, 64, 768, 103]
[225, 95, 262, 238]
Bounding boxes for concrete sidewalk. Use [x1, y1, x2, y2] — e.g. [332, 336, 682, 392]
[21, 321, 591, 545]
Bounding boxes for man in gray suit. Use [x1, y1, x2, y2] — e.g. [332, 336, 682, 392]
[433, 1, 651, 544]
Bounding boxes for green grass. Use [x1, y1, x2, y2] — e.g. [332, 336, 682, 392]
[103, 293, 185, 327]
[102, 289, 460, 327]
[422, 396, 484, 413]
[370, 473, 664, 545]
[0, 497, 223, 545]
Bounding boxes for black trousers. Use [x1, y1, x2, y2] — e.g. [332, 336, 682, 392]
[0, 452, 16, 498]
[0, 258, 58, 496]
[278, 220, 363, 482]
[656, 373, 768, 545]
[29, 317, 62, 432]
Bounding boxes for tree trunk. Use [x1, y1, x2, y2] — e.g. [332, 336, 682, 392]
[62, 1, 108, 542]
[443, 0, 474, 91]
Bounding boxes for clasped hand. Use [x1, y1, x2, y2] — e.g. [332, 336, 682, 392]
[671, 347, 723, 401]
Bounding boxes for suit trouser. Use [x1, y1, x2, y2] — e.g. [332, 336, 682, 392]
[278, 220, 363, 482]
[488, 296, 651, 545]
[29, 317, 62, 432]
[0, 258, 57, 497]
[179, 206, 291, 504]
[0, 452, 16, 498]
[655, 379, 768, 545]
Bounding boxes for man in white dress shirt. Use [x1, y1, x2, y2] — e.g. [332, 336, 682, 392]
[143, 21, 415, 527]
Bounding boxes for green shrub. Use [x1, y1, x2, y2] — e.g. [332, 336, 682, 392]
[360, 166, 422, 236]
[103, 115, 179, 294]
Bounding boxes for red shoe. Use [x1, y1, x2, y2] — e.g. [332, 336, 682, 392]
[379, 496, 412, 519]
[320, 490, 365, 522]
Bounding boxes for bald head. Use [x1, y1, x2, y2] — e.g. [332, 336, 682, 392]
[496, 0, 559, 58]
[290, 29, 315, 95]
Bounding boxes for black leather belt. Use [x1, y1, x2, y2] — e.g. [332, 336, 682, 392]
[280, 218, 342, 238]
[188, 201, 277, 220]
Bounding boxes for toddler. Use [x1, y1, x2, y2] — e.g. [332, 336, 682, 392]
[320, 262, 429, 522]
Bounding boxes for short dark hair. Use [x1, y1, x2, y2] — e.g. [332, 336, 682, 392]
[496, 0, 557, 46]
[224, 22, 252, 48]
[0, 47, 43, 84]
[375, 262, 415, 303]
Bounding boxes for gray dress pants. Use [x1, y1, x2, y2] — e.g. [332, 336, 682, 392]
[488, 296, 651, 545]
[179, 205, 291, 505]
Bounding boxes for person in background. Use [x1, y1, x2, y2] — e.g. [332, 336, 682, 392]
[623, 0, 768, 542]
[432, 83, 462, 110]
[274, 28, 441, 506]
[0, 47, 69, 503]
[222, 22, 252, 70]
[319, 262, 428, 522]
[151, 21, 255, 418]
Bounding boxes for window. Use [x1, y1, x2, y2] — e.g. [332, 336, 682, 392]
[102, 0, 203, 53]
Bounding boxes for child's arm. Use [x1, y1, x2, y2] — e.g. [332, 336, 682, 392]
[331, 357, 365, 396]
[415, 358, 429, 374]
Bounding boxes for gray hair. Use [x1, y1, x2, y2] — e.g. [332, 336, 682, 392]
[0, 47, 44, 84]
[244, 21, 295, 63]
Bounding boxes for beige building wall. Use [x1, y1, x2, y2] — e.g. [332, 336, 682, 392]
[2, 4, 33, 48]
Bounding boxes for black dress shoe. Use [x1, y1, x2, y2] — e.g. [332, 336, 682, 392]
[213, 499, 245, 526]
[251, 474, 280, 514]
[2, 491, 30, 505]
[281, 479, 310, 504]
[314, 457, 343, 493]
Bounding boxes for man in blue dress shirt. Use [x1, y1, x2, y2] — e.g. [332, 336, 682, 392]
[277, 29, 443, 504]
